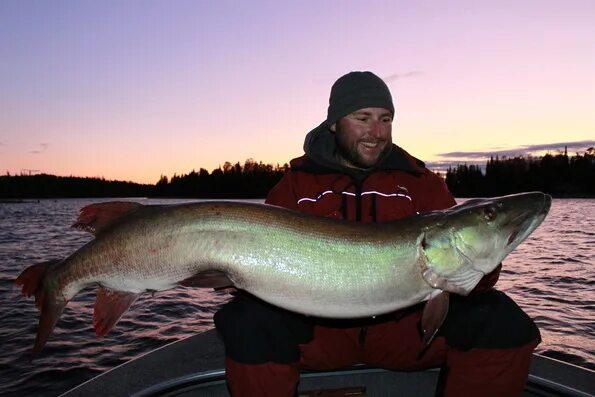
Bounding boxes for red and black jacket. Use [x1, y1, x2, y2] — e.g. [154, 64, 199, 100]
[265, 145, 500, 292]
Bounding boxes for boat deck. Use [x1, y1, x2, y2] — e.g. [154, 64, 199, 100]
[61, 329, 595, 397]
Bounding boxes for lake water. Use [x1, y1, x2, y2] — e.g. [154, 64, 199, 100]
[0, 198, 593, 396]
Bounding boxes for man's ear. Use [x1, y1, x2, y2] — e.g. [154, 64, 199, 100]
[329, 123, 336, 132]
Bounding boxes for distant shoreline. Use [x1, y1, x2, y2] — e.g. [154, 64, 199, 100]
[2, 150, 594, 199]
[0, 198, 41, 203]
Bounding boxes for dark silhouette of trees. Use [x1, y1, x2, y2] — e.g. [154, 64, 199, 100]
[2, 151, 592, 199]
[446, 148, 594, 197]
[0, 174, 153, 198]
[151, 159, 288, 198]
[444, 164, 485, 197]
[0, 160, 288, 199]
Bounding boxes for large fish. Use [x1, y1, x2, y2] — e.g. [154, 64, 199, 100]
[16, 192, 551, 357]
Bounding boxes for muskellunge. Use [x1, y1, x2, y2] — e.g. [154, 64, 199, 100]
[16, 191, 551, 357]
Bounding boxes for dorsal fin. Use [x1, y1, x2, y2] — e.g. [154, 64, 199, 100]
[72, 201, 143, 235]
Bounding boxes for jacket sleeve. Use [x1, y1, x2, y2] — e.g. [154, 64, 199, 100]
[265, 170, 299, 210]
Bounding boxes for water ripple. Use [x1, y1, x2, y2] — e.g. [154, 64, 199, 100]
[1, 198, 594, 395]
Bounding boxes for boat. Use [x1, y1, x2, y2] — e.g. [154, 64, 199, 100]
[60, 329, 594, 397]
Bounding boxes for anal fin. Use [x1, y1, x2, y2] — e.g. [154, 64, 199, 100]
[93, 287, 139, 337]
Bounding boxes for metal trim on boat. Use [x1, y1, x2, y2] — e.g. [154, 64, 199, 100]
[129, 364, 594, 397]
[60, 330, 595, 397]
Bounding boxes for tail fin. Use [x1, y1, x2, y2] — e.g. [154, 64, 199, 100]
[15, 260, 67, 358]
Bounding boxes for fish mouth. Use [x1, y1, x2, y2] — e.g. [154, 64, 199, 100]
[505, 196, 550, 248]
[542, 194, 552, 214]
[507, 229, 519, 246]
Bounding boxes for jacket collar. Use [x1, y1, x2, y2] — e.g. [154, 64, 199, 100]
[295, 121, 425, 177]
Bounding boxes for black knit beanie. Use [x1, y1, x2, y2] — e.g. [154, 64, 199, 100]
[326, 71, 394, 127]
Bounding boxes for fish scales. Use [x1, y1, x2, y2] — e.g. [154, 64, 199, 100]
[85, 203, 426, 316]
[15, 192, 551, 357]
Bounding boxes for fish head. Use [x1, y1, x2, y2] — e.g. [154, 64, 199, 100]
[420, 192, 551, 294]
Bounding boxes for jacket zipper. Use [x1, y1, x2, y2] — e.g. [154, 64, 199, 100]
[355, 182, 363, 222]
[353, 180, 368, 351]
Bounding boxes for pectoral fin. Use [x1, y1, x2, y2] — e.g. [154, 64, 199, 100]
[93, 287, 139, 337]
[418, 291, 450, 358]
[421, 265, 483, 296]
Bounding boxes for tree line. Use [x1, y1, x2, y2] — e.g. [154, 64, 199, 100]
[153, 159, 288, 198]
[0, 173, 154, 199]
[0, 159, 287, 199]
[445, 148, 594, 197]
[1, 150, 593, 199]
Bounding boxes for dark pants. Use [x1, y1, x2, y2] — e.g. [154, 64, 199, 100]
[214, 290, 540, 397]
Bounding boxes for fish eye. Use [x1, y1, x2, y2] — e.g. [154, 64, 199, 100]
[483, 206, 497, 221]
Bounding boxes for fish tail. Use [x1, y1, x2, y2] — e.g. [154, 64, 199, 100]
[15, 260, 67, 358]
[15, 260, 53, 307]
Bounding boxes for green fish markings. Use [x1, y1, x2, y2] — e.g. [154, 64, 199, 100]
[16, 192, 551, 358]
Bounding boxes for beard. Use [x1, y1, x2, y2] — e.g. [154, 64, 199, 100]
[335, 134, 392, 169]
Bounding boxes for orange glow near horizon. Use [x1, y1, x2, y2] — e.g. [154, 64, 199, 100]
[1, 2, 594, 185]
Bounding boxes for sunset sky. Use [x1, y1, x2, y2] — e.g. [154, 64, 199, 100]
[1, 1, 594, 184]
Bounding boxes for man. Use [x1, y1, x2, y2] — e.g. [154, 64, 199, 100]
[214, 71, 540, 396]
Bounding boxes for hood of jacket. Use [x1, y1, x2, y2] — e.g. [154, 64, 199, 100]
[298, 121, 426, 179]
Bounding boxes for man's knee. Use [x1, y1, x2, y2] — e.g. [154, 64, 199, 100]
[440, 290, 540, 350]
[214, 295, 313, 364]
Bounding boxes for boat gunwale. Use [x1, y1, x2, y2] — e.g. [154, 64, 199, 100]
[59, 330, 595, 397]
[128, 362, 594, 397]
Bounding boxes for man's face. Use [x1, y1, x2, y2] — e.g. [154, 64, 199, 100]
[330, 107, 393, 169]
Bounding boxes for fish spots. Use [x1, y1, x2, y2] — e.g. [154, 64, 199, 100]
[146, 234, 174, 255]
[212, 238, 225, 251]
[109, 250, 126, 267]
[147, 238, 172, 255]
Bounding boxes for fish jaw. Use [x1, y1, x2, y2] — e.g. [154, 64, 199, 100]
[419, 192, 551, 294]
